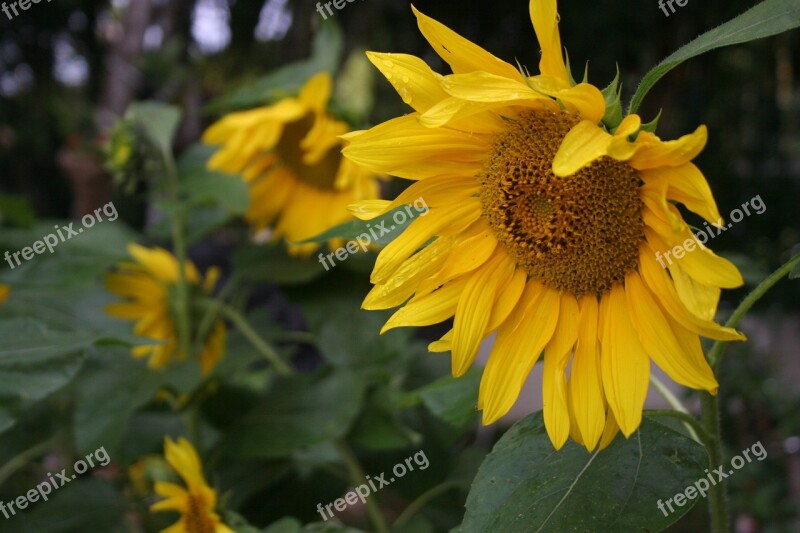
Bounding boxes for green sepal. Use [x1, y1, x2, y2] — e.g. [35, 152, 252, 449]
[601, 65, 623, 131]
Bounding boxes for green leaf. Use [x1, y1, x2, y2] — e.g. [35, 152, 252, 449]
[125, 101, 182, 153]
[0, 318, 91, 403]
[220, 370, 366, 459]
[628, 0, 800, 114]
[417, 368, 481, 428]
[72, 346, 165, 456]
[295, 204, 428, 246]
[461, 412, 708, 532]
[206, 22, 343, 113]
[601, 67, 623, 131]
[11, 478, 125, 532]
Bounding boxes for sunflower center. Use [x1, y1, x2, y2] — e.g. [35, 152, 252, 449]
[275, 113, 341, 190]
[184, 493, 217, 533]
[480, 110, 645, 297]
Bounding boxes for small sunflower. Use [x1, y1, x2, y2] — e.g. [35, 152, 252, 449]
[342, 0, 746, 450]
[105, 244, 227, 375]
[202, 72, 382, 256]
[151, 437, 233, 533]
[0, 284, 9, 303]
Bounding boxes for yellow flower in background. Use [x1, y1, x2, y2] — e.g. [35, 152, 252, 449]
[0, 284, 9, 303]
[151, 437, 233, 533]
[105, 244, 227, 375]
[342, 0, 746, 450]
[202, 72, 382, 256]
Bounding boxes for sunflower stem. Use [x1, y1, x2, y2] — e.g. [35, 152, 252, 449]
[215, 304, 293, 377]
[707, 250, 800, 369]
[700, 392, 727, 532]
[649, 375, 700, 443]
[163, 150, 193, 365]
[336, 440, 390, 533]
[393, 481, 460, 529]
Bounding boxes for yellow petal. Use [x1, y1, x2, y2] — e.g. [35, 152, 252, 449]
[381, 277, 467, 333]
[440, 71, 545, 103]
[638, 242, 745, 341]
[529, 0, 569, 83]
[552, 120, 612, 177]
[628, 125, 708, 170]
[528, 78, 606, 123]
[298, 72, 332, 112]
[412, 5, 523, 80]
[598, 409, 620, 451]
[542, 293, 579, 449]
[600, 285, 650, 437]
[625, 270, 718, 391]
[479, 281, 560, 424]
[452, 252, 516, 377]
[642, 163, 722, 225]
[367, 52, 449, 113]
[569, 294, 606, 451]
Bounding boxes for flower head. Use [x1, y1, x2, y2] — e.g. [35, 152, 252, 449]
[342, 0, 746, 450]
[203, 72, 383, 256]
[151, 437, 233, 533]
[105, 244, 227, 375]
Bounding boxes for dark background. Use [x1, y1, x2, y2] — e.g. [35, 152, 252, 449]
[0, 0, 798, 530]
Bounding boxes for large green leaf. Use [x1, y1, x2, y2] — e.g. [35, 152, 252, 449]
[206, 22, 343, 113]
[461, 412, 708, 532]
[9, 478, 125, 532]
[0, 318, 92, 403]
[233, 244, 325, 286]
[220, 370, 366, 459]
[176, 143, 250, 214]
[72, 346, 166, 456]
[628, 0, 800, 114]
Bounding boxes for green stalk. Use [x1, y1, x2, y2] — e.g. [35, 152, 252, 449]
[701, 251, 800, 532]
[393, 481, 459, 529]
[163, 152, 192, 363]
[215, 303, 293, 377]
[336, 441, 390, 533]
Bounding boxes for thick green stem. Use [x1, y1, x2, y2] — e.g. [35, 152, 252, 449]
[336, 441, 389, 533]
[216, 304, 293, 377]
[701, 392, 727, 532]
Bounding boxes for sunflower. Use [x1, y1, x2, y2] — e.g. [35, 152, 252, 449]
[105, 244, 227, 375]
[342, 0, 746, 451]
[151, 437, 234, 533]
[202, 72, 383, 256]
[0, 284, 9, 303]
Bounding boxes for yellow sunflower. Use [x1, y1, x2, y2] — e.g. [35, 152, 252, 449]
[105, 244, 227, 375]
[202, 72, 382, 256]
[342, 0, 747, 451]
[151, 437, 234, 533]
[0, 284, 9, 303]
